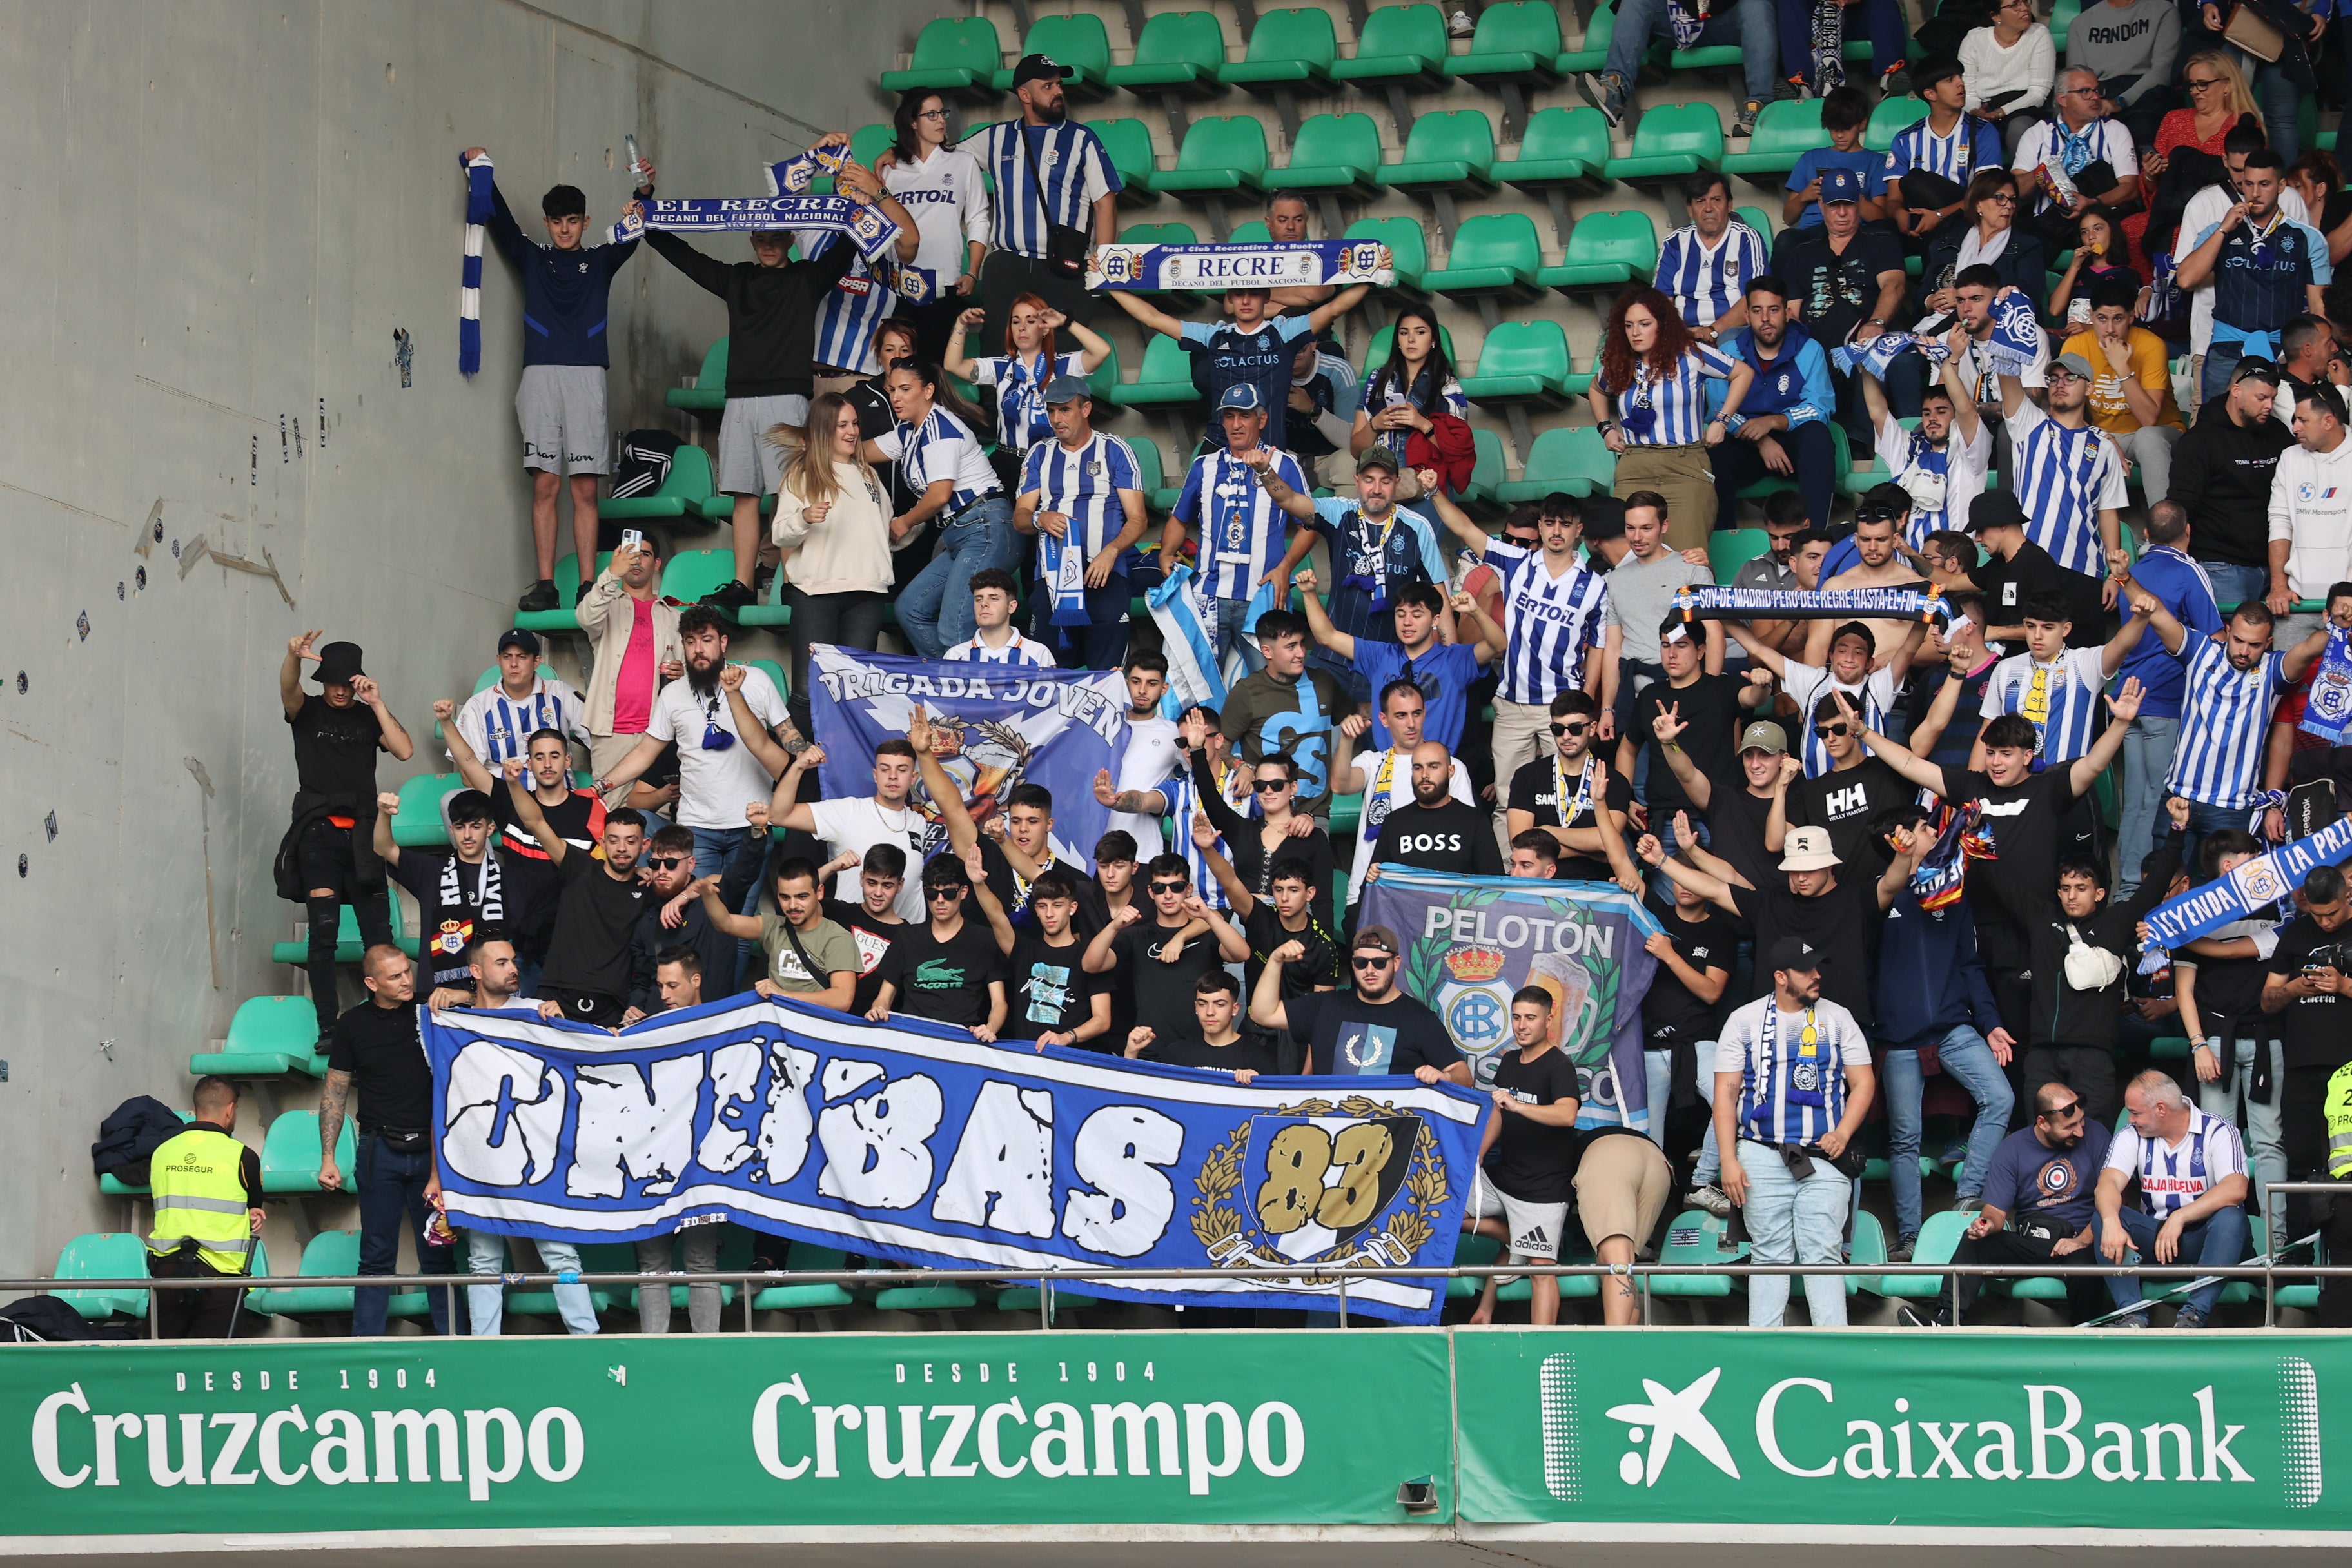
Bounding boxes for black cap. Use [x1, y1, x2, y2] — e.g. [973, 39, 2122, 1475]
[1011, 53, 1074, 88]
[1766, 937, 1823, 972]
[1966, 490, 2026, 534]
[313, 640, 365, 687]
[498, 627, 542, 656]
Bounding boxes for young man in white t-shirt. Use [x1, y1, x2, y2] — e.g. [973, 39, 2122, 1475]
[1092, 654, 1183, 860]
[1330, 678, 1471, 906]
[943, 566, 1056, 665]
[2092, 1068, 2251, 1328]
[771, 738, 928, 923]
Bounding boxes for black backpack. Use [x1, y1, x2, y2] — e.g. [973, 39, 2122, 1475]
[611, 429, 681, 500]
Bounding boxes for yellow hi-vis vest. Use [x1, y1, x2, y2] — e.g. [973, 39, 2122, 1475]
[2328, 1063, 2352, 1180]
[146, 1126, 253, 1274]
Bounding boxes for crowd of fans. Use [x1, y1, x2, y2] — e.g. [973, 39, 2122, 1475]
[134, 28, 2352, 1338]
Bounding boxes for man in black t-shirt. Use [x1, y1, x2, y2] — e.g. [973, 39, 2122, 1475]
[1640, 879, 1732, 1179]
[446, 709, 604, 990]
[972, 866, 1111, 1049]
[823, 843, 910, 1017]
[316, 946, 456, 1337]
[1785, 693, 1910, 870]
[868, 857, 1011, 1036]
[1206, 854, 1342, 1010]
[1618, 616, 1774, 828]
[1253, 925, 1469, 1082]
[1649, 714, 1794, 890]
[1507, 691, 1642, 888]
[1465, 986, 1583, 1326]
[2261, 865, 2352, 1216]
[1778, 171, 1906, 446]
[1369, 741, 1504, 879]
[373, 787, 514, 999]
[279, 633, 414, 1037]
[1084, 854, 1252, 1043]
[1925, 489, 2105, 647]
[505, 761, 651, 1027]
[1126, 971, 1284, 1081]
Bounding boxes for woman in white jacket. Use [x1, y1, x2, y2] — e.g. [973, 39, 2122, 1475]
[1961, 0, 2057, 160]
[875, 90, 992, 363]
[768, 393, 894, 733]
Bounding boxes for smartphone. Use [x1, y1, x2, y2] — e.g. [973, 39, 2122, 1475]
[620, 528, 644, 553]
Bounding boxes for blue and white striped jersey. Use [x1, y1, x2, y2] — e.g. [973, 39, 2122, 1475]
[1980, 645, 2109, 766]
[874, 407, 1001, 514]
[455, 676, 587, 769]
[1173, 446, 1309, 603]
[1601, 342, 1737, 447]
[971, 349, 1085, 455]
[1876, 412, 1992, 544]
[2166, 636, 2287, 808]
[2008, 399, 2129, 577]
[1720, 994, 1871, 1148]
[1883, 113, 2001, 190]
[1021, 432, 1142, 561]
[797, 230, 901, 377]
[2104, 1107, 2246, 1220]
[1480, 540, 1609, 706]
[1655, 221, 1767, 328]
[944, 631, 1057, 666]
[1783, 662, 1897, 778]
[968, 122, 1122, 260]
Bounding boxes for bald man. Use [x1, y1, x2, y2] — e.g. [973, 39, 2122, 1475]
[1365, 741, 1504, 881]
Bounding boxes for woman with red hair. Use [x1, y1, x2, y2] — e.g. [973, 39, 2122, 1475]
[1586, 286, 1752, 549]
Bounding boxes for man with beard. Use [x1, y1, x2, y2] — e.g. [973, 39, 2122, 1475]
[1366, 740, 1504, 879]
[905, 705, 1103, 932]
[1507, 691, 1645, 890]
[2151, 594, 2331, 853]
[504, 767, 652, 1028]
[965, 57, 1122, 342]
[444, 717, 602, 996]
[2001, 350, 2132, 594]
[624, 822, 767, 1020]
[1331, 680, 1473, 908]
[591, 606, 792, 892]
[1711, 275, 1839, 531]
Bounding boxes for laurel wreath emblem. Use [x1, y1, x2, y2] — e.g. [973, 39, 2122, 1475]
[1190, 1095, 1451, 1273]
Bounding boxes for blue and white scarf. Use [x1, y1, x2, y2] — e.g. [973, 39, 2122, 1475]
[615, 150, 902, 266]
[1040, 526, 1090, 626]
[1148, 565, 1235, 712]
[460, 152, 493, 376]
[1088, 239, 1394, 292]
[1831, 330, 1954, 381]
[2141, 816, 2352, 951]
[1987, 291, 2044, 379]
[2301, 626, 2352, 745]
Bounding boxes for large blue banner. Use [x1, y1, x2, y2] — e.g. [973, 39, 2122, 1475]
[2142, 814, 2352, 950]
[1360, 870, 1663, 1133]
[424, 995, 1485, 1324]
[808, 645, 1131, 873]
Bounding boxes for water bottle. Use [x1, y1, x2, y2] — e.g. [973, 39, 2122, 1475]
[625, 133, 650, 189]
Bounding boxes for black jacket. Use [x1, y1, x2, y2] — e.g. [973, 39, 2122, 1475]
[627, 835, 769, 1013]
[2027, 831, 2182, 1048]
[91, 1095, 189, 1182]
[2172, 399, 2297, 570]
[643, 230, 859, 399]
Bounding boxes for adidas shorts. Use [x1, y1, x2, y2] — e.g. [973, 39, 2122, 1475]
[1466, 1170, 1567, 1263]
[516, 365, 611, 476]
[716, 393, 808, 496]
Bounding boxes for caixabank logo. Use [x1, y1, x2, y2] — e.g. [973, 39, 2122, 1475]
[1534, 1348, 2324, 1519]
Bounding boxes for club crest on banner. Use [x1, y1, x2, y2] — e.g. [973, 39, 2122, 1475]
[1191, 1096, 1449, 1280]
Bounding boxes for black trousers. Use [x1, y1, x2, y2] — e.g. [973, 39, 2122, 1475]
[297, 818, 392, 1036]
[979, 251, 1096, 349]
[151, 1248, 244, 1338]
[781, 587, 887, 737]
[1946, 1228, 2109, 1323]
[2022, 1044, 2120, 1131]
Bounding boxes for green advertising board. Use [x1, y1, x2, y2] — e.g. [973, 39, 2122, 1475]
[5, 1331, 1454, 1535]
[1455, 1328, 2341, 1533]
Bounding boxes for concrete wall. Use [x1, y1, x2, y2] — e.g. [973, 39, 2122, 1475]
[0, 0, 931, 1280]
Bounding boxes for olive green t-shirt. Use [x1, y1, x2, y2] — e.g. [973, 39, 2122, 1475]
[759, 914, 862, 995]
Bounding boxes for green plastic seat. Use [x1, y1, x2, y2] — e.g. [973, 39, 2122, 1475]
[1605, 102, 1725, 183]
[512, 550, 620, 634]
[871, 1280, 982, 1312]
[1874, 1208, 1969, 1298]
[1279, 112, 1384, 197]
[1124, 434, 1177, 511]
[1422, 211, 1542, 300]
[190, 995, 327, 1081]
[271, 887, 414, 965]
[388, 771, 462, 847]
[1848, 1210, 1886, 1296]
[1865, 95, 1928, 153]
[1536, 208, 1660, 291]
[1721, 100, 1828, 179]
[1493, 106, 1612, 196]
[1648, 1209, 1747, 1297]
[752, 1242, 860, 1311]
[1710, 527, 1770, 583]
[1109, 220, 1206, 305]
[2048, 0, 2080, 47]
[1086, 117, 1160, 202]
[849, 122, 895, 169]
[1222, 8, 1336, 86]
[2150, 1034, 2192, 1060]
[1734, 205, 1775, 244]
[1379, 109, 1498, 195]
[1112, 334, 1202, 408]
[247, 1230, 434, 1320]
[1106, 12, 1228, 94]
[1460, 319, 1572, 407]
[259, 1111, 357, 1194]
[1556, 1, 1626, 73]
[603, 442, 715, 524]
[504, 1239, 629, 1318]
[1331, 4, 1451, 90]
[1156, 116, 1272, 197]
[1230, 220, 1272, 242]
[1463, 426, 1507, 509]
[991, 14, 1112, 95]
[742, 658, 792, 708]
[656, 548, 739, 609]
[1443, 1, 1563, 85]
[55, 1233, 152, 1320]
[880, 16, 1005, 99]
[1345, 215, 1429, 291]
[1446, 1230, 1502, 1299]
[100, 1110, 189, 1197]
[1494, 426, 1615, 502]
[665, 338, 729, 413]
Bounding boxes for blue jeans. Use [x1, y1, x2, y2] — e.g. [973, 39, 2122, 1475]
[1736, 1139, 1851, 1326]
[691, 824, 765, 994]
[2093, 1204, 2250, 1317]
[1609, 0, 1779, 101]
[1213, 595, 1266, 677]
[2200, 560, 2269, 611]
[2202, 343, 2253, 409]
[897, 496, 1019, 660]
[2116, 714, 2180, 898]
[2183, 796, 2252, 880]
[353, 1134, 458, 1336]
[466, 1228, 600, 1335]
[1882, 1028, 2016, 1242]
[1645, 1048, 1718, 1177]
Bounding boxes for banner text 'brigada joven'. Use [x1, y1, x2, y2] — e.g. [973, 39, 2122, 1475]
[6, 1333, 1455, 1534]
[426, 995, 1485, 1322]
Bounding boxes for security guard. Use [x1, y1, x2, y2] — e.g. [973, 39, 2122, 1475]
[146, 1076, 264, 1338]
[2324, 1063, 2352, 1328]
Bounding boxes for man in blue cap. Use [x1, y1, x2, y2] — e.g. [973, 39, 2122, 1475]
[1167, 384, 1318, 675]
[1778, 167, 1908, 449]
[1012, 373, 1152, 668]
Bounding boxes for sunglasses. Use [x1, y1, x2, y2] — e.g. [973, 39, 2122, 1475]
[926, 885, 965, 900]
[1549, 720, 1591, 737]
[1352, 954, 1396, 970]
[1812, 722, 1849, 738]
[2043, 1100, 2084, 1119]
[1150, 880, 1190, 894]
[1253, 778, 1291, 793]
[646, 856, 686, 870]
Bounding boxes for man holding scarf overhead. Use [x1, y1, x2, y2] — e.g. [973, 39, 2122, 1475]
[1012, 375, 1149, 670]
[1253, 447, 1445, 704]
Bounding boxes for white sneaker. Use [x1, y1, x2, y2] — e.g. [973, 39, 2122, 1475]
[1689, 1182, 1733, 1217]
[1450, 8, 1477, 35]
